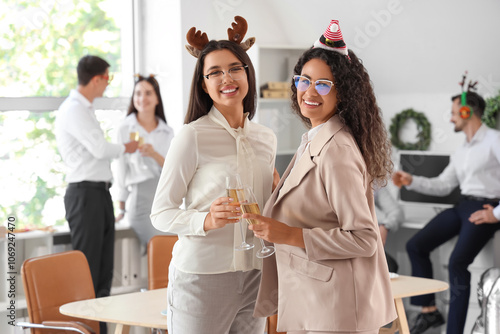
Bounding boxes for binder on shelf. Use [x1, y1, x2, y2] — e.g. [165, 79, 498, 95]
[261, 89, 290, 99]
[260, 81, 290, 90]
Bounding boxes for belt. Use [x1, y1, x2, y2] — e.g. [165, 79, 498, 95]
[461, 195, 500, 203]
[68, 181, 112, 190]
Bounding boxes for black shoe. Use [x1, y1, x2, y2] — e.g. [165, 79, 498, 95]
[410, 310, 445, 334]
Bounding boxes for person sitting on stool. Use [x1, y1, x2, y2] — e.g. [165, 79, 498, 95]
[392, 81, 500, 334]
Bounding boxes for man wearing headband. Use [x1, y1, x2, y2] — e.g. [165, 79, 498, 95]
[393, 78, 500, 334]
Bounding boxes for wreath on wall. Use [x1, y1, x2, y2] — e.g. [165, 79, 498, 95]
[389, 108, 431, 150]
[483, 91, 500, 128]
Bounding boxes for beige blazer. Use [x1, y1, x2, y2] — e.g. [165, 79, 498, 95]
[254, 115, 397, 332]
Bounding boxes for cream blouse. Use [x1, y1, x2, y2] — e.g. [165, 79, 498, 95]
[151, 107, 277, 274]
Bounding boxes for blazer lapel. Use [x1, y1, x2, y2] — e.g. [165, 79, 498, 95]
[271, 115, 345, 208]
[274, 146, 316, 205]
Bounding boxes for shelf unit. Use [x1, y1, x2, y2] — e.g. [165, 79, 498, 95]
[248, 44, 310, 174]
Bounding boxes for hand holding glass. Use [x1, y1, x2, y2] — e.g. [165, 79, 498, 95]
[240, 186, 275, 258]
[226, 174, 254, 251]
[129, 131, 148, 170]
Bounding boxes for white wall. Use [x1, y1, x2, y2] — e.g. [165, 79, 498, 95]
[137, 0, 183, 130]
[168, 0, 500, 150]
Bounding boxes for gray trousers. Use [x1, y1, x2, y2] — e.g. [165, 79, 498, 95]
[167, 263, 266, 334]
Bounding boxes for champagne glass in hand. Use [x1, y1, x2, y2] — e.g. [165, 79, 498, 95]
[241, 186, 275, 258]
[226, 174, 254, 251]
[129, 128, 148, 170]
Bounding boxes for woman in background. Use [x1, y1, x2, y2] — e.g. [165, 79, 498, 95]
[245, 20, 397, 333]
[115, 75, 174, 248]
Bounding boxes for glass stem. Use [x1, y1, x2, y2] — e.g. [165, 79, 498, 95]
[238, 219, 247, 244]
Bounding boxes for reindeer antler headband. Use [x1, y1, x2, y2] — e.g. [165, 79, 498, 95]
[459, 71, 478, 93]
[185, 16, 256, 58]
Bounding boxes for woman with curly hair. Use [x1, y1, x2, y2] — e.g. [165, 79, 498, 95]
[244, 20, 396, 333]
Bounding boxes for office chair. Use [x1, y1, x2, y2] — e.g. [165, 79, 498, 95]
[147, 235, 178, 334]
[147, 235, 178, 290]
[17, 250, 99, 334]
[267, 314, 285, 334]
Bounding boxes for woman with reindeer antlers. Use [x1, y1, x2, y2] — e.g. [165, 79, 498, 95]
[151, 16, 277, 333]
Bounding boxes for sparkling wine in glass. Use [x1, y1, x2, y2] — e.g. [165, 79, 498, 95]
[129, 130, 148, 170]
[240, 186, 275, 258]
[226, 174, 254, 251]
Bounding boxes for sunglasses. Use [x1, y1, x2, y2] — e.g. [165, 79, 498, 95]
[293, 75, 334, 96]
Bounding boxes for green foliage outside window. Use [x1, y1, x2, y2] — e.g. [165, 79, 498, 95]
[0, 0, 123, 228]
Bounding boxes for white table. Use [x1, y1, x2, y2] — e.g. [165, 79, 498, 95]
[60, 288, 168, 334]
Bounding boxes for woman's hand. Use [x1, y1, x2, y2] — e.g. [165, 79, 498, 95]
[204, 197, 241, 231]
[243, 213, 304, 248]
[139, 143, 165, 167]
[139, 143, 155, 157]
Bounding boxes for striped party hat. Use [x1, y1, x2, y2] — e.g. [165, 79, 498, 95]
[313, 19, 348, 56]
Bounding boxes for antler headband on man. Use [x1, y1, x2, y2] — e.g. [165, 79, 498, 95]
[459, 71, 478, 93]
[185, 16, 256, 58]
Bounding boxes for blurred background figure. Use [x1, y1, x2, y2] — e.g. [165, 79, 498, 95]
[374, 185, 404, 273]
[56, 55, 139, 334]
[115, 74, 174, 250]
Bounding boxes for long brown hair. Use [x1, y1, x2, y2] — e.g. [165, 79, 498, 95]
[291, 48, 393, 185]
[184, 40, 257, 124]
[127, 75, 167, 123]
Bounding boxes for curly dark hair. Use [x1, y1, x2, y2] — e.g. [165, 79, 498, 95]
[184, 40, 257, 124]
[291, 48, 393, 185]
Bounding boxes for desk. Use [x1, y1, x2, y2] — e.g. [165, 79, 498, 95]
[60, 288, 168, 334]
[380, 275, 449, 334]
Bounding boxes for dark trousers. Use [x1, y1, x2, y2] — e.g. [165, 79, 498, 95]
[406, 198, 500, 334]
[64, 183, 115, 334]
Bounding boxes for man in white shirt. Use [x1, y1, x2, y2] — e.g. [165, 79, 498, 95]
[55, 55, 138, 334]
[392, 91, 500, 334]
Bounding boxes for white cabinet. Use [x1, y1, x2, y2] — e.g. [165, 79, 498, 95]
[248, 44, 309, 174]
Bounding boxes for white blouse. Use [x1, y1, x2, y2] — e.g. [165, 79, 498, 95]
[151, 107, 277, 274]
[115, 113, 174, 202]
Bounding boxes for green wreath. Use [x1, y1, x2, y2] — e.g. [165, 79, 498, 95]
[483, 91, 500, 128]
[390, 108, 431, 150]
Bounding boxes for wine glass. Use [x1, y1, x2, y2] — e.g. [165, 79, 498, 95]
[240, 186, 275, 258]
[226, 174, 254, 251]
[129, 128, 148, 170]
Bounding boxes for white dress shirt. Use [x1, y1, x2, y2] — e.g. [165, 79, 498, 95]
[55, 90, 125, 183]
[151, 107, 276, 274]
[292, 123, 325, 169]
[407, 124, 500, 220]
[115, 113, 174, 202]
[374, 186, 404, 231]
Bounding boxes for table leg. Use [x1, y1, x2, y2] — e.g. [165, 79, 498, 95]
[394, 298, 410, 334]
[114, 324, 131, 334]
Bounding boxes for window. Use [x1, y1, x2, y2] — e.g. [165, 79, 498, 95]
[0, 0, 134, 228]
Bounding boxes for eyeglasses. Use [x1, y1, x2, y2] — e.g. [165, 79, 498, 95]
[203, 65, 248, 83]
[293, 75, 334, 96]
[100, 74, 114, 84]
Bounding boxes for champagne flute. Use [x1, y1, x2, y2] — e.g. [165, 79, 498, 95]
[240, 186, 275, 258]
[226, 174, 254, 251]
[129, 129, 148, 170]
